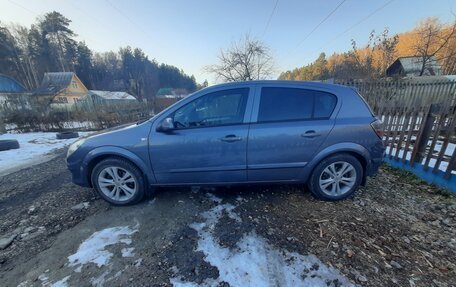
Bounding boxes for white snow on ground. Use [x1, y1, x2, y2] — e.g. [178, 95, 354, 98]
[67, 225, 138, 272]
[121, 247, 135, 257]
[0, 132, 89, 174]
[35, 273, 70, 287]
[171, 196, 355, 287]
[50, 275, 71, 287]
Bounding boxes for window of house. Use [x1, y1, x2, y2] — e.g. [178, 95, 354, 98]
[71, 81, 78, 88]
[258, 87, 336, 122]
[173, 88, 249, 129]
[54, 96, 68, 103]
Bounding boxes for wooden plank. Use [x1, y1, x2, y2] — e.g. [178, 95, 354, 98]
[415, 104, 438, 163]
[433, 108, 456, 174]
[444, 145, 456, 179]
[388, 106, 403, 159]
[410, 105, 432, 166]
[447, 81, 456, 109]
[394, 110, 411, 160]
[402, 107, 418, 164]
[435, 80, 447, 104]
[423, 109, 447, 171]
[383, 107, 395, 147]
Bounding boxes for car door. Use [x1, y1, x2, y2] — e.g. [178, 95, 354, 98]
[247, 85, 338, 182]
[149, 87, 254, 184]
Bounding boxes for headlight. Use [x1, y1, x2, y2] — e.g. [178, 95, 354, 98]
[67, 138, 86, 157]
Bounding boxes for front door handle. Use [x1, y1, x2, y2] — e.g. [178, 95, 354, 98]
[220, 135, 242, 142]
[301, 130, 321, 138]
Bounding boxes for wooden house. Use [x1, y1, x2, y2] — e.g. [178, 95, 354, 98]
[386, 56, 442, 77]
[34, 72, 88, 108]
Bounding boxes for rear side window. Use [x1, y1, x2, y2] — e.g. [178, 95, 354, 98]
[258, 87, 337, 122]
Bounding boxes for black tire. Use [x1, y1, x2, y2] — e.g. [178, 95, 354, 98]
[0, 139, 20, 151]
[308, 154, 363, 201]
[91, 158, 145, 206]
[56, 131, 79, 140]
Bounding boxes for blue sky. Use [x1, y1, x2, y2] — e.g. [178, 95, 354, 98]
[1, 0, 455, 83]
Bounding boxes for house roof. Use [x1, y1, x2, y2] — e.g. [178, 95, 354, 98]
[156, 87, 188, 98]
[386, 56, 442, 77]
[89, 90, 136, 100]
[0, 74, 27, 93]
[35, 72, 75, 95]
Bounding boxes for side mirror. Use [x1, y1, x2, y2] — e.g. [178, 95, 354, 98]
[156, 117, 174, 132]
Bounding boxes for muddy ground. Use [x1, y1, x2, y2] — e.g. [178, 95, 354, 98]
[0, 149, 455, 287]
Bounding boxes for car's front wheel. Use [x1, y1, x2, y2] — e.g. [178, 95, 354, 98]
[308, 154, 363, 201]
[91, 158, 145, 206]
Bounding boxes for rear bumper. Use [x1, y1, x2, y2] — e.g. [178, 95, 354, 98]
[367, 157, 383, 176]
[67, 160, 91, 187]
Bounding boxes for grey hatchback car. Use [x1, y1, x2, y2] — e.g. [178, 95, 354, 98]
[67, 81, 384, 205]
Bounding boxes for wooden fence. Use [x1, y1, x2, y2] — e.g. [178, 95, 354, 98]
[1, 95, 154, 133]
[338, 78, 456, 189]
[337, 78, 456, 111]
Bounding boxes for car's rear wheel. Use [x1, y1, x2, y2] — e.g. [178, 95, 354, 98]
[308, 154, 363, 201]
[91, 158, 145, 206]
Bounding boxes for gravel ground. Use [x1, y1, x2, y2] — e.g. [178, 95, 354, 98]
[0, 149, 454, 287]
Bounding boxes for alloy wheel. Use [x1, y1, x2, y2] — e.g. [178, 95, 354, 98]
[97, 166, 137, 202]
[318, 161, 357, 196]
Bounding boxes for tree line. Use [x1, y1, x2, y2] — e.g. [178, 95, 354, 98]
[279, 17, 456, 81]
[0, 11, 198, 101]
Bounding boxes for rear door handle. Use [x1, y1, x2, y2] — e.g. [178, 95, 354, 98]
[301, 130, 321, 138]
[220, 135, 242, 142]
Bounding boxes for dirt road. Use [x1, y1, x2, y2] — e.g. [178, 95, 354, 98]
[0, 149, 455, 287]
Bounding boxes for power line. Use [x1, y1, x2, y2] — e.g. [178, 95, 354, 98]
[294, 0, 346, 49]
[7, 0, 106, 50]
[7, 0, 38, 16]
[262, 0, 279, 37]
[104, 0, 165, 54]
[105, 0, 150, 39]
[315, 0, 396, 53]
[66, 2, 116, 50]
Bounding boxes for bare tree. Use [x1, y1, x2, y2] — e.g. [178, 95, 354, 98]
[206, 35, 275, 82]
[412, 17, 456, 76]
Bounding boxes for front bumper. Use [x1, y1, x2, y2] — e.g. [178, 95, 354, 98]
[67, 160, 91, 187]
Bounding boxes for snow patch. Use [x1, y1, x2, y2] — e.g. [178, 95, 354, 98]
[38, 274, 49, 285]
[68, 225, 138, 272]
[121, 247, 135, 257]
[206, 192, 223, 204]
[91, 268, 111, 287]
[0, 132, 89, 175]
[51, 276, 71, 287]
[172, 204, 355, 287]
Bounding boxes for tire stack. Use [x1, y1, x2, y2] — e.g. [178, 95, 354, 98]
[56, 131, 79, 140]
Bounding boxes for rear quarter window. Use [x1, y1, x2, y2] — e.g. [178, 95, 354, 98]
[258, 87, 337, 122]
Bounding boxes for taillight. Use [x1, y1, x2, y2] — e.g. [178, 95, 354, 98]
[370, 119, 384, 139]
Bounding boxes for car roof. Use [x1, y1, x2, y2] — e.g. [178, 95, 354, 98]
[205, 80, 354, 93]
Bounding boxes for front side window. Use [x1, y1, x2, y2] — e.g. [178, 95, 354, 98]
[173, 88, 249, 129]
[258, 87, 336, 122]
